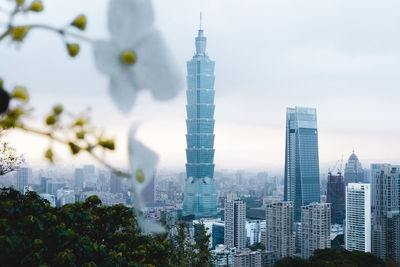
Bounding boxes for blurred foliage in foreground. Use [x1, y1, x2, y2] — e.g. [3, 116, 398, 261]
[0, 187, 212, 266]
[274, 248, 399, 267]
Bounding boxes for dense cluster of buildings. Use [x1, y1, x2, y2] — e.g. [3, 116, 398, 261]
[3, 20, 399, 267]
[179, 25, 400, 265]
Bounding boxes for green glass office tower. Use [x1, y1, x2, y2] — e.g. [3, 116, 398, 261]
[284, 107, 320, 221]
[183, 25, 217, 219]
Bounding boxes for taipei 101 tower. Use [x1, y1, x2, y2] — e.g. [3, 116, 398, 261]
[183, 14, 217, 219]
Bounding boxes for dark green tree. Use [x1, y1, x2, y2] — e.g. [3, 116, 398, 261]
[0, 187, 213, 266]
[274, 256, 310, 267]
[308, 248, 387, 267]
[193, 221, 214, 267]
[274, 248, 393, 267]
[171, 221, 193, 266]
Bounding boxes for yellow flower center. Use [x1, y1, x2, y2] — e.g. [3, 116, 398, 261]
[12, 26, 30, 41]
[30, 1, 44, 12]
[71, 15, 87, 31]
[136, 169, 144, 183]
[120, 50, 136, 65]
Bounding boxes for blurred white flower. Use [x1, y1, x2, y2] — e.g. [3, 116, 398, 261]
[128, 124, 164, 234]
[93, 0, 183, 113]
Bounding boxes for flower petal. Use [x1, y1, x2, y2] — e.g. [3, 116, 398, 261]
[133, 30, 184, 101]
[109, 71, 137, 113]
[128, 124, 158, 194]
[108, 0, 155, 47]
[93, 40, 123, 76]
[128, 124, 164, 234]
[137, 216, 165, 234]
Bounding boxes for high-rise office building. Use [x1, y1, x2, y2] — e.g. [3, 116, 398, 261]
[370, 163, 382, 210]
[327, 171, 345, 224]
[265, 202, 295, 260]
[16, 167, 31, 193]
[40, 177, 50, 194]
[224, 194, 246, 250]
[284, 107, 320, 221]
[183, 22, 217, 219]
[345, 183, 371, 252]
[83, 165, 96, 184]
[74, 168, 84, 189]
[110, 173, 121, 194]
[344, 151, 364, 185]
[301, 203, 331, 259]
[212, 222, 225, 249]
[372, 164, 400, 262]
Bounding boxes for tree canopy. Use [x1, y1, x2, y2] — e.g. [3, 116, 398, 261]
[274, 248, 398, 267]
[0, 187, 211, 266]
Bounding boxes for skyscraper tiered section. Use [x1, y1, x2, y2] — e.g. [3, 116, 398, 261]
[183, 25, 217, 219]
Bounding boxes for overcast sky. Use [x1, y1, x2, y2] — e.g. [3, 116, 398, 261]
[1, 0, 400, 173]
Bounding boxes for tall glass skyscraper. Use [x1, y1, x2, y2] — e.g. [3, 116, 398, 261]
[183, 24, 217, 219]
[284, 107, 320, 221]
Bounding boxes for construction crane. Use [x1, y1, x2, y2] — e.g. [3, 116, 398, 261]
[328, 155, 344, 175]
[328, 160, 340, 175]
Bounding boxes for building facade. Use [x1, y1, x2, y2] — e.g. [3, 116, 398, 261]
[301, 203, 331, 259]
[284, 107, 320, 221]
[344, 151, 364, 185]
[183, 24, 217, 219]
[40, 177, 50, 194]
[234, 249, 273, 267]
[265, 202, 295, 260]
[327, 171, 345, 224]
[246, 220, 266, 246]
[212, 245, 236, 267]
[345, 183, 371, 252]
[16, 167, 31, 193]
[110, 173, 122, 194]
[56, 187, 75, 207]
[83, 165, 96, 184]
[47, 181, 65, 196]
[212, 222, 225, 249]
[372, 164, 400, 262]
[224, 194, 246, 250]
[370, 163, 382, 210]
[74, 168, 84, 189]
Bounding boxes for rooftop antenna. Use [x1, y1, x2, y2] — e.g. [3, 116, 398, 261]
[200, 12, 202, 30]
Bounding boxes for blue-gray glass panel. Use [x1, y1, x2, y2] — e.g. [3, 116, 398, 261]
[186, 105, 215, 119]
[186, 149, 215, 163]
[186, 120, 215, 134]
[186, 164, 215, 179]
[186, 90, 215, 104]
[186, 134, 214, 148]
[187, 75, 215, 90]
[187, 60, 215, 75]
